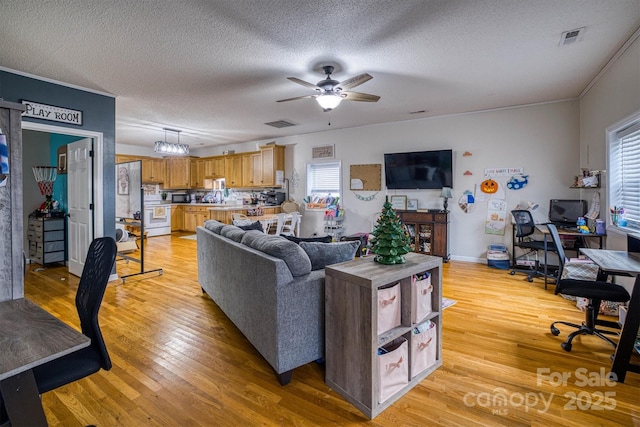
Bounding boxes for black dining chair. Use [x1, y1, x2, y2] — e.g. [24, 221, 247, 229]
[546, 224, 630, 351]
[31, 236, 117, 393]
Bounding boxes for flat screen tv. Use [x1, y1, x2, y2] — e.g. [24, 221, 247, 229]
[548, 199, 587, 226]
[384, 149, 453, 189]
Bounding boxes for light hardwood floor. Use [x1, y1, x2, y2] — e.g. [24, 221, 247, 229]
[24, 233, 640, 426]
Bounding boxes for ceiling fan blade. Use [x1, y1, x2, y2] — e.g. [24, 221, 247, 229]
[276, 94, 317, 103]
[338, 73, 373, 91]
[342, 91, 380, 102]
[287, 77, 319, 89]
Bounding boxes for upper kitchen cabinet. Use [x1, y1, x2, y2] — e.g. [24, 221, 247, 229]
[165, 157, 193, 189]
[190, 158, 206, 189]
[211, 157, 225, 179]
[141, 158, 165, 184]
[259, 145, 284, 187]
[115, 154, 140, 164]
[224, 155, 243, 188]
[242, 152, 262, 187]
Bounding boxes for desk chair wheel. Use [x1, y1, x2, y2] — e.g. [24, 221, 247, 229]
[561, 341, 572, 352]
[550, 326, 560, 336]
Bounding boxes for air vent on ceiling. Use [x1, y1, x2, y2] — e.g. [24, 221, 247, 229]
[559, 27, 585, 46]
[265, 119, 299, 128]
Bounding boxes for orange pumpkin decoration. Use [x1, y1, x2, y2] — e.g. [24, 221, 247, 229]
[481, 178, 498, 193]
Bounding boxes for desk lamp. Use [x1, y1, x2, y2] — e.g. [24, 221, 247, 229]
[440, 187, 453, 212]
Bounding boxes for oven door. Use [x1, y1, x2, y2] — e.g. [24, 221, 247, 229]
[144, 206, 171, 228]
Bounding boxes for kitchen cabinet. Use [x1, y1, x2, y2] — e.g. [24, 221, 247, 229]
[259, 145, 284, 187]
[171, 205, 183, 231]
[224, 155, 243, 187]
[242, 152, 262, 187]
[183, 206, 211, 232]
[325, 252, 442, 418]
[166, 157, 192, 189]
[190, 159, 206, 189]
[116, 154, 140, 164]
[211, 157, 225, 178]
[396, 211, 450, 262]
[142, 158, 165, 184]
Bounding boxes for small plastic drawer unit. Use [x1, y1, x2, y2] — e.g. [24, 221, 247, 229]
[28, 216, 66, 266]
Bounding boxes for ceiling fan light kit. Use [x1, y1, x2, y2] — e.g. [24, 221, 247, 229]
[278, 65, 380, 112]
[316, 94, 343, 110]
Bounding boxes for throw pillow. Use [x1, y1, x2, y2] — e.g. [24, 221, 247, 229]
[242, 233, 312, 277]
[204, 220, 225, 234]
[283, 235, 332, 244]
[299, 241, 361, 270]
[220, 225, 245, 242]
[237, 221, 264, 233]
[233, 219, 254, 227]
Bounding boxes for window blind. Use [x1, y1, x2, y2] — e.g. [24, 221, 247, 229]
[307, 162, 340, 194]
[610, 122, 640, 231]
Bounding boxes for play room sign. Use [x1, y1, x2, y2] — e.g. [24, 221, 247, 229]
[21, 100, 83, 125]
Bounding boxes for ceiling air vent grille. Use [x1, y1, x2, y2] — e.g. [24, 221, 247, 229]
[559, 27, 585, 46]
[265, 119, 298, 128]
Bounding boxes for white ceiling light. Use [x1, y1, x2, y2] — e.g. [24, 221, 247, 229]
[316, 94, 343, 111]
[154, 128, 189, 155]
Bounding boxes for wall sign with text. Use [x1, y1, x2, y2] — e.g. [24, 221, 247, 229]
[21, 100, 83, 125]
[312, 144, 334, 159]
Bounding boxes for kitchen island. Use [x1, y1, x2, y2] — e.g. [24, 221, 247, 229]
[171, 203, 282, 232]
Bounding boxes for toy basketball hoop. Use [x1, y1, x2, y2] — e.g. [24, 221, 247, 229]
[32, 166, 57, 195]
[32, 166, 58, 213]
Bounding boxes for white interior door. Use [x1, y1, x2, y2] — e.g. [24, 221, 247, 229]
[67, 138, 93, 277]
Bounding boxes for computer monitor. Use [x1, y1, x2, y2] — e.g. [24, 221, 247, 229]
[628, 233, 640, 259]
[548, 199, 587, 226]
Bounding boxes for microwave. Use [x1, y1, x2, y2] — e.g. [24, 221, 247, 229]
[171, 193, 190, 203]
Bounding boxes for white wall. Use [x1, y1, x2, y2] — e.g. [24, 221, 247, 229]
[579, 32, 640, 253]
[187, 100, 581, 262]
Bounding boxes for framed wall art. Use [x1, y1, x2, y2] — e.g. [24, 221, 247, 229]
[390, 195, 407, 210]
[407, 199, 418, 211]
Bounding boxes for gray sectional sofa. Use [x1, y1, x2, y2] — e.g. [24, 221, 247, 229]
[196, 220, 359, 385]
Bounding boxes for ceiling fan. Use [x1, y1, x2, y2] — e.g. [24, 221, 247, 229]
[277, 65, 380, 112]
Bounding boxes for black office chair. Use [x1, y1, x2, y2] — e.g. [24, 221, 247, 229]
[547, 224, 630, 351]
[510, 210, 556, 282]
[32, 237, 117, 393]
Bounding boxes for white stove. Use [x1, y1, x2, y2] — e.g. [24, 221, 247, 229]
[144, 199, 172, 236]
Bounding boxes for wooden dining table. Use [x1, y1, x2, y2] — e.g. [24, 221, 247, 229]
[0, 298, 90, 426]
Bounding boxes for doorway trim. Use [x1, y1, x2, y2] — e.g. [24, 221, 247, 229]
[21, 121, 104, 239]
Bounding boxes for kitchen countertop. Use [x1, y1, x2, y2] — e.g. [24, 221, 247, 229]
[171, 203, 279, 210]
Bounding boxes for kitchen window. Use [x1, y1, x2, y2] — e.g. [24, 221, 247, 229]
[607, 110, 640, 232]
[306, 161, 341, 208]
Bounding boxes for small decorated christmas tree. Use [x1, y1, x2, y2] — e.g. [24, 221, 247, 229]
[371, 197, 411, 264]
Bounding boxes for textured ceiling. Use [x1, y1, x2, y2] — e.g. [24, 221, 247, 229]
[1, 0, 639, 151]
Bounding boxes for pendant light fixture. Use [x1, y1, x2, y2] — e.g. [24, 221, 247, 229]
[154, 127, 189, 155]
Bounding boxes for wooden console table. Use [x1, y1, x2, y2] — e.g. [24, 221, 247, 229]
[325, 252, 442, 418]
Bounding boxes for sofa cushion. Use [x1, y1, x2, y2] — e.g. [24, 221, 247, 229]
[220, 225, 245, 242]
[283, 235, 332, 244]
[237, 220, 264, 233]
[242, 233, 312, 277]
[204, 220, 226, 234]
[299, 241, 361, 270]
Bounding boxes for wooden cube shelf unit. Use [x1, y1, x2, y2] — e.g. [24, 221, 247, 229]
[325, 252, 443, 418]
